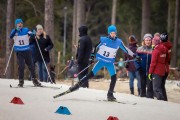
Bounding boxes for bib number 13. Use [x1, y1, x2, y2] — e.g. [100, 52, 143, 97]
[103, 51, 110, 57]
[19, 40, 25, 45]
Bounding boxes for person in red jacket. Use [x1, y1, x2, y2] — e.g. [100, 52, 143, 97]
[160, 33, 172, 101]
[148, 33, 168, 100]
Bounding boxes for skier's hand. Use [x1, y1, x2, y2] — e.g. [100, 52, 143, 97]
[16, 26, 20, 31]
[32, 29, 36, 35]
[89, 53, 95, 64]
[148, 74, 152, 80]
[133, 55, 141, 62]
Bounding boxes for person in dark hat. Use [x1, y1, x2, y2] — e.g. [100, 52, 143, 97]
[148, 33, 168, 101]
[76, 25, 92, 88]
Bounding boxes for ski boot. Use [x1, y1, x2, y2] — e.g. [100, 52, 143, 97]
[18, 80, 24, 87]
[32, 78, 42, 87]
[107, 92, 116, 101]
[69, 81, 81, 92]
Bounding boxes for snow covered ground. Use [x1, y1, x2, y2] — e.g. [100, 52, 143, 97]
[0, 79, 180, 120]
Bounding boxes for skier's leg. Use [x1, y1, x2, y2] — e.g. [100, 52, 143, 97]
[25, 50, 41, 86]
[69, 61, 103, 91]
[16, 52, 25, 87]
[106, 63, 117, 101]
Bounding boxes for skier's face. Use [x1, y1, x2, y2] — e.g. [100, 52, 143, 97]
[110, 32, 116, 38]
[16, 23, 23, 28]
[144, 37, 152, 46]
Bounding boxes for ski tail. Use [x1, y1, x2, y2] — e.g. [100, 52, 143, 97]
[53, 89, 71, 99]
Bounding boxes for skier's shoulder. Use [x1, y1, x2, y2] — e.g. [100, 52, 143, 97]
[19, 27, 31, 36]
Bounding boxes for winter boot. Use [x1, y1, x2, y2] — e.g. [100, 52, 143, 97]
[18, 80, 24, 87]
[138, 88, 140, 96]
[107, 74, 117, 101]
[69, 71, 94, 91]
[32, 78, 42, 86]
[130, 88, 134, 95]
[107, 92, 116, 101]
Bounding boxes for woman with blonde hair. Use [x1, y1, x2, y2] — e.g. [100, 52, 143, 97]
[135, 33, 153, 98]
[30, 24, 54, 82]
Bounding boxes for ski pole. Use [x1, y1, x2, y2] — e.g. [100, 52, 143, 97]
[60, 65, 69, 74]
[4, 44, 14, 76]
[73, 64, 93, 78]
[114, 59, 137, 65]
[35, 37, 53, 83]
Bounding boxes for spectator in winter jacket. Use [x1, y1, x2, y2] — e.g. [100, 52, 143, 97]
[148, 33, 168, 101]
[76, 25, 92, 88]
[30, 24, 54, 82]
[157, 33, 172, 101]
[124, 35, 141, 95]
[135, 33, 153, 98]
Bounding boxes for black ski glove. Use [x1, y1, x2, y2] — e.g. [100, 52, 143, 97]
[89, 53, 95, 64]
[133, 54, 141, 62]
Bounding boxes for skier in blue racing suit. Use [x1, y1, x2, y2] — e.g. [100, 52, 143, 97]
[69, 25, 139, 101]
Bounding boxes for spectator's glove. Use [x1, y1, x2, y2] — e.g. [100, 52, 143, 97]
[89, 53, 95, 64]
[16, 26, 21, 32]
[148, 74, 152, 80]
[133, 54, 141, 62]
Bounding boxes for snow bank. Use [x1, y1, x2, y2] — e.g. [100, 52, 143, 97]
[0, 79, 179, 120]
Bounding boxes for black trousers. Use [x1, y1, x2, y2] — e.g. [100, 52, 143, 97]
[78, 63, 89, 88]
[139, 72, 153, 98]
[162, 73, 168, 101]
[16, 50, 36, 81]
[152, 74, 165, 100]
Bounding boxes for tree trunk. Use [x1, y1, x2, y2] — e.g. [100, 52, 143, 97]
[44, 0, 54, 64]
[72, 0, 77, 57]
[6, 0, 15, 78]
[167, 0, 172, 33]
[141, 0, 151, 40]
[111, 0, 117, 25]
[172, 0, 179, 67]
[72, 0, 85, 57]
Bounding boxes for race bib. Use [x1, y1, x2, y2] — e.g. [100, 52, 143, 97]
[97, 45, 118, 58]
[14, 35, 29, 46]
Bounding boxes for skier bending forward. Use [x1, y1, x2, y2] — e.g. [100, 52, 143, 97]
[69, 25, 139, 101]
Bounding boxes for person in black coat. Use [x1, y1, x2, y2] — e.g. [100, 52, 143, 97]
[76, 26, 92, 88]
[30, 24, 54, 82]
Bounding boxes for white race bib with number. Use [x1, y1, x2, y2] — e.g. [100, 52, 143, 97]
[14, 35, 29, 46]
[97, 45, 118, 58]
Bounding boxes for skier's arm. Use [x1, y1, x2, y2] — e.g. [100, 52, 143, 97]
[119, 41, 134, 57]
[10, 29, 17, 39]
[92, 41, 101, 54]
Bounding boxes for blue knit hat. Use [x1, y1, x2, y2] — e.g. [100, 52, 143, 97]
[108, 25, 117, 34]
[15, 18, 23, 25]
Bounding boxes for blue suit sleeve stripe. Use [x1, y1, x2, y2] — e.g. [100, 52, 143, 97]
[119, 41, 134, 57]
